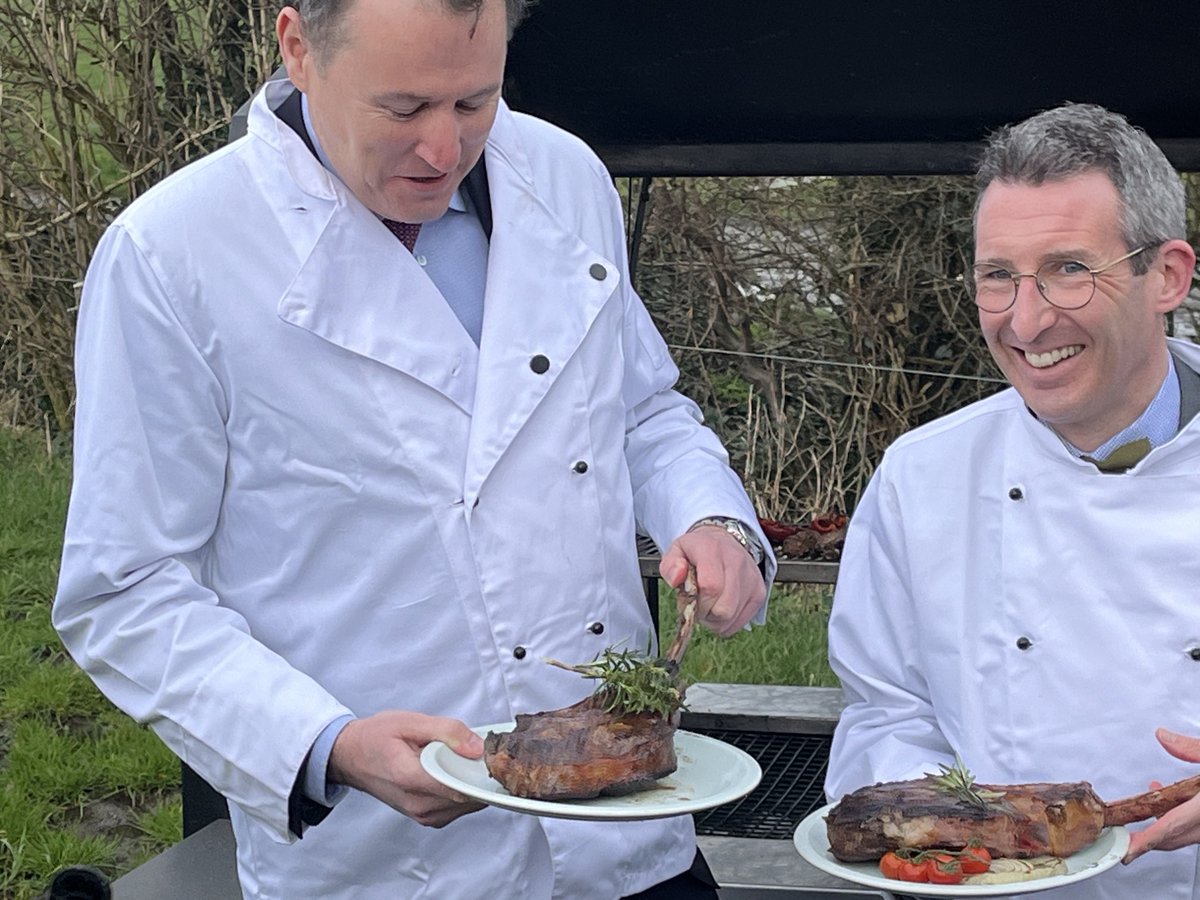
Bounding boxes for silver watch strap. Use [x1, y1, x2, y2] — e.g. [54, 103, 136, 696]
[688, 516, 765, 565]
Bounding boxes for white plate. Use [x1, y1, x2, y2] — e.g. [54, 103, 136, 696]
[420, 723, 761, 820]
[793, 803, 1130, 896]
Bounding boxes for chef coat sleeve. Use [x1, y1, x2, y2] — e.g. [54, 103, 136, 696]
[287, 716, 352, 838]
[52, 224, 353, 842]
[824, 459, 954, 800]
[600, 189, 776, 597]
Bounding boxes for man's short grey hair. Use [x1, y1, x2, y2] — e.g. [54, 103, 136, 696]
[974, 102, 1186, 274]
[291, 0, 534, 63]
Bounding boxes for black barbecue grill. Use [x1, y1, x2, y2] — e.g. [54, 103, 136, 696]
[690, 729, 831, 841]
[638, 538, 840, 845]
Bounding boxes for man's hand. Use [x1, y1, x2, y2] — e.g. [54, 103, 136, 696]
[328, 710, 486, 827]
[660, 524, 766, 637]
[1123, 729, 1200, 863]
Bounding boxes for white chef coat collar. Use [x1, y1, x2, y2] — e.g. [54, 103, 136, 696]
[480, 99, 534, 186]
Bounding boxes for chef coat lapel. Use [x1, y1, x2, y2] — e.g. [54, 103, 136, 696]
[278, 209, 478, 414]
[1171, 346, 1200, 426]
[262, 88, 478, 414]
[462, 116, 617, 508]
[1146, 341, 1200, 469]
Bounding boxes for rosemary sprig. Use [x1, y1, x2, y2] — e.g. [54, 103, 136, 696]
[545, 647, 686, 718]
[930, 755, 1006, 810]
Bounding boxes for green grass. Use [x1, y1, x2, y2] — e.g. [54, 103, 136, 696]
[0, 427, 836, 897]
[0, 430, 181, 900]
[657, 582, 837, 687]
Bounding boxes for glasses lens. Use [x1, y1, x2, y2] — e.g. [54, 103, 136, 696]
[1037, 260, 1095, 309]
[971, 266, 1015, 312]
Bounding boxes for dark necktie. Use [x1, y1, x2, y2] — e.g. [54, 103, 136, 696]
[383, 220, 421, 253]
[1083, 437, 1151, 473]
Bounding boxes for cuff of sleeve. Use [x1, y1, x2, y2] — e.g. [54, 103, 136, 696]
[305, 714, 354, 804]
[287, 714, 355, 838]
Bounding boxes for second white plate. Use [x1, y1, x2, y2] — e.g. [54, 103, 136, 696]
[421, 723, 761, 821]
[793, 803, 1130, 896]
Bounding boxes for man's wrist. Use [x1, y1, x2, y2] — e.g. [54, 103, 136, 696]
[289, 714, 354, 839]
[688, 516, 765, 566]
[307, 714, 355, 803]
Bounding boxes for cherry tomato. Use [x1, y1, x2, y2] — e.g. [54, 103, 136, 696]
[879, 851, 905, 880]
[961, 845, 992, 875]
[925, 853, 964, 885]
[897, 859, 929, 882]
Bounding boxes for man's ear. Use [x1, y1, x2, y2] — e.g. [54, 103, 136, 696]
[1152, 238, 1197, 315]
[276, 6, 313, 93]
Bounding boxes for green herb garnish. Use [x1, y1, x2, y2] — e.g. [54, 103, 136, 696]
[930, 755, 1006, 810]
[546, 647, 686, 718]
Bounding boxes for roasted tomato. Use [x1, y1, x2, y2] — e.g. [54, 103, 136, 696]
[961, 845, 992, 875]
[925, 853, 964, 885]
[897, 859, 929, 882]
[878, 851, 905, 880]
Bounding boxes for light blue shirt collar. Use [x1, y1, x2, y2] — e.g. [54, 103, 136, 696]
[1057, 353, 1180, 459]
[297, 92, 486, 345]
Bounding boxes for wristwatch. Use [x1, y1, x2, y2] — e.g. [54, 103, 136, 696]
[688, 516, 765, 566]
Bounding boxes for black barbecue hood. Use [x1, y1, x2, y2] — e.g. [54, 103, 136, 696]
[503, 0, 1200, 177]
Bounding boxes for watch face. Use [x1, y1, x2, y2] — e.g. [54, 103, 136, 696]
[690, 517, 763, 564]
[725, 522, 762, 563]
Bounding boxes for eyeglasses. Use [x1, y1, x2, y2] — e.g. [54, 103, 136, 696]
[970, 245, 1153, 313]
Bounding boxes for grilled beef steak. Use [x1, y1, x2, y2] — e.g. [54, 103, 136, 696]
[826, 776, 1105, 861]
[826, 773, 1200, 862]
[484, 569, 700, 800]
[483, 694, 677, 800]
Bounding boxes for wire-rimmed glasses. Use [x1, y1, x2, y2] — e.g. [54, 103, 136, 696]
[970, 245, 1154, 313]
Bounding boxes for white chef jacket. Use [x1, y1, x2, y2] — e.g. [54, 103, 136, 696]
[826, 338, 1200, 900]
[53, 78, 773, 899]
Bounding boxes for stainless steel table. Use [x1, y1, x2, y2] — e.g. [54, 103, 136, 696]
[112, 822, 891, 899]
[112, 820, 239, 899]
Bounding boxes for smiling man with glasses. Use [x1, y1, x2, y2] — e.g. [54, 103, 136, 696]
[972, 157, 1193, 457]
[826, 103, 1200, 900]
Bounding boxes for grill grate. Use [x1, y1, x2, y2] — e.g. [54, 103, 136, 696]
[690, 729, 830, 840]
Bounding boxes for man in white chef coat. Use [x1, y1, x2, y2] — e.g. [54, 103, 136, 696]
[51, 0, 773, 897]
[825, 102, 1200, 899]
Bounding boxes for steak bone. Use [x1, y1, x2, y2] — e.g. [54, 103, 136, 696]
[1103, 773, 1200, 826]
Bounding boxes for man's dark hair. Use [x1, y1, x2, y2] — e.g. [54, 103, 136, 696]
[290, 0, 534, 64]
[975, 102, 1186, 273]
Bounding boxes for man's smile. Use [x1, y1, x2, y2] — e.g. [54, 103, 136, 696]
[1023, 344, 1083, 369]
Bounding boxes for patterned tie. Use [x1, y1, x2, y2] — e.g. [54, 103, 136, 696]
[383, 220, 421, 253]
[1083, 437, 1151, 473]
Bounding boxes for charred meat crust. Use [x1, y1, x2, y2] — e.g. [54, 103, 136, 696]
[483, 696, 678, 800]
[484, 570, 698, 802]
[825, 776, 1106, 862]
[827, 771, 1200, 863]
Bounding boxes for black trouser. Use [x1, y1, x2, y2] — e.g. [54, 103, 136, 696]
[622, 849, 719, 899]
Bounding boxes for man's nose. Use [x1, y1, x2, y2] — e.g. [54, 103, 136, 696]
[1008, 274, 1058, 340]
[414, 111, 462, 174]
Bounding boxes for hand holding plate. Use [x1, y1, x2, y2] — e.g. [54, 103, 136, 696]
[329, 710, 486, 827]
